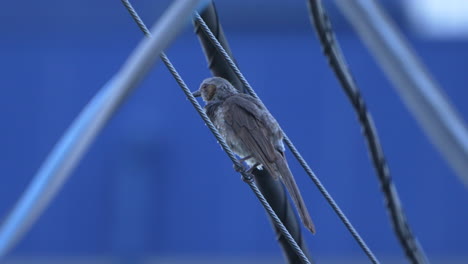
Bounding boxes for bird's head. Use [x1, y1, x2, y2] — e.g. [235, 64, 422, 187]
[193, 77, 238, 102]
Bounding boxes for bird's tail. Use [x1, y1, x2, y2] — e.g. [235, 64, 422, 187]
[275, 155, 316, 234]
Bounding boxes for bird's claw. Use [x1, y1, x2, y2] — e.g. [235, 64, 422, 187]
[233, 163, 245, 173]
[246, 164, 259, 174]
[233, 163, 254, 182]
[241, 173, 253, 183]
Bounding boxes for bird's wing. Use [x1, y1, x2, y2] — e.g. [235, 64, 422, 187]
[223, 95, 280, 179]
[224, 95, 316, 234]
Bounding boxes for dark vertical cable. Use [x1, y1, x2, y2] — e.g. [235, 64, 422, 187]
[307, 1, 428, 263]
[194, 12, 380, 264]
[192, 3, 313, 263]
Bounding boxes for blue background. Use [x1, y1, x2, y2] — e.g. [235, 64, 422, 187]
[0, 0, 467, 262]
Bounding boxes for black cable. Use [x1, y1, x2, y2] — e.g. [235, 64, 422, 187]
[192, 3, 313, 263]
[120, 1, 311, 263]
[194, 12, 380, 264]
[124, 1, 381, 263]
[306, 1, 428, 263]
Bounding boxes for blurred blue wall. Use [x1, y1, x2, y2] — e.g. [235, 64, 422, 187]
[0, 0, 467, 262]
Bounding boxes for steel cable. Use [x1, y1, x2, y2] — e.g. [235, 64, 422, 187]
[121, 1, 311, 263]
[193, 12, 380, 264]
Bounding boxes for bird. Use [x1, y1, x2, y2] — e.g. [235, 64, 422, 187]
[193, 76, 316, 234]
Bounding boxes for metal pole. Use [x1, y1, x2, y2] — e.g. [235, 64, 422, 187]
[0, 0, 201, 257]
[334, 0, 468, 187]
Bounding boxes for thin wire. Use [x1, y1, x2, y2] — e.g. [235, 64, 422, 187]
[307, 1, 428, 263]
[194, 12, 380, 264]
[120, 1, 311, 263]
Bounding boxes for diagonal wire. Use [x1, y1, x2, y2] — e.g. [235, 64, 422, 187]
[120, 1, 311, 263]
[193, 5, 314, 263]
[307, 1, 428, 263]
[193, 12, 380, 264]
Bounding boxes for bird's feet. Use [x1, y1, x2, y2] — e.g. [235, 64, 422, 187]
[233, 162, 260, 183]
[238, 155, 252, 163]
[246, 163, 260, 174]
[233, 155, 252, 173]
[233, 163, 245, 173]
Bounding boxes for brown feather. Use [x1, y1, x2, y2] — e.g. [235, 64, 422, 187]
[197, 77, 316, 234]
[275, 153, 316, 234]
[224, 96, 280, 179]
[223, 95, 316, 233]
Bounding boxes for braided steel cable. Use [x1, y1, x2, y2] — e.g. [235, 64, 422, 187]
[193, 5, 313, 263]
[307, 1, 428, 263]
[193, 12, 380, 264]
[121, 1, 311, 263]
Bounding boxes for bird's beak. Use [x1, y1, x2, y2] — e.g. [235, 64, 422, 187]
[192, 90, 201, 97]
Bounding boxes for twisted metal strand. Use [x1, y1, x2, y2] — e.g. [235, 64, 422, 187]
[307, 1, 428, 263]
[193, 12, 380, 264]
[121, 1, 311, 263]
